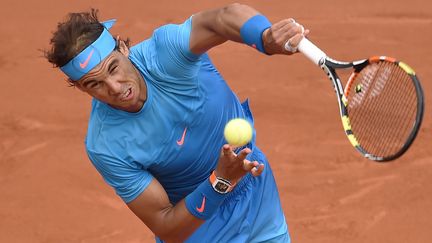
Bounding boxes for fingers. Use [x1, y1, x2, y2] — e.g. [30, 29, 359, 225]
[278, 19, 308, 54]
[251, 163, 265, 177]
[270, 18, 299, 40]
[237, 147, 251, 161]
[219, 145, 264, 179]
[263, 17, 309, 55]
[221, 144, 234, 157]
[284, 35, 302, 53]
[271, 18, 296, 32]
[283, 23, 307, 53]
[243, 159, 258, 171]
[243, 160, 265, 176]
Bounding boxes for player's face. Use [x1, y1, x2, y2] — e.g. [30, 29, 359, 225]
[75, 43, 146, 113]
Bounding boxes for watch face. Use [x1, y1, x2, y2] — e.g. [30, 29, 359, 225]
[215, 182, 229, 192]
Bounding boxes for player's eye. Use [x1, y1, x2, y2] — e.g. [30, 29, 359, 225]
[109, 66, 118, 74]
[89, 81, 101, 89]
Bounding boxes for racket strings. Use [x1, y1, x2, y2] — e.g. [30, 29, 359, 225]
[376, 68, 415, 156]
[347, 61, 418, 158]
[370, 64, 416, 156]
[384, 69, 417, 154]
[358, 63, 416, 156]
[372, 66, 407, 154]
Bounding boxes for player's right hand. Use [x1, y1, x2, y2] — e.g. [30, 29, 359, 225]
[262, 18, 309, 55]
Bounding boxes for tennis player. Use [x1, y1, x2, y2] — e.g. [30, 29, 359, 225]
[45, 3, 307, 242]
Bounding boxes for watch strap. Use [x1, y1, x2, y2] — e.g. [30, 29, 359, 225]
[209, 171, 235, 194]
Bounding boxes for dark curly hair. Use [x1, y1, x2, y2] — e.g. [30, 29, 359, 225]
[45, 9, 130, 72]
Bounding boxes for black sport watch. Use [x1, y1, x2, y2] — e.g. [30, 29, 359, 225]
[209, 171, 235, 194]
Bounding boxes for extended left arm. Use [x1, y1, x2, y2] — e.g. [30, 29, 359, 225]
[189, 3, 308, 55]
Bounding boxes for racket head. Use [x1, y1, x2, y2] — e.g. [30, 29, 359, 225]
[340, 56, 424, 161]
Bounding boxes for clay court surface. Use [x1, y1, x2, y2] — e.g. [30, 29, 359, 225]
[1, 0, 431, 242]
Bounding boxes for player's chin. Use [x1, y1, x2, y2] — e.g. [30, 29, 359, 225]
[110, 99, 138, 112]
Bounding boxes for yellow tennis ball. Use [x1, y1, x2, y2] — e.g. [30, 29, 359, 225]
[224, 118, 253, 147]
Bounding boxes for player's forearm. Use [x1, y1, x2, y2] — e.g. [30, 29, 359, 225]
[191, 3, 307, 56]
[152, 201, 204, 243]
[127, 176, 228, 242]
[127, 188, 204, 242]
[209, 3, 260, 43]
[190, 3, 263, 53]
[160, 177, 231, 241]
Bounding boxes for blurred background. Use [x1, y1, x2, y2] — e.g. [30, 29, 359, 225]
[0, 0, 431, 242]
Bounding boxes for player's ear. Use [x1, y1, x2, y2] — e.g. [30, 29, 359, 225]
[116, 36, 129, 57]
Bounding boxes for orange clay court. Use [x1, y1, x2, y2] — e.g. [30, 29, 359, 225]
[0, 0, 431, 242]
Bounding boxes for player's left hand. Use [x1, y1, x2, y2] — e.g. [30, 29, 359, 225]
[215, 144, 265, 185]
[262, 18, 309, 55]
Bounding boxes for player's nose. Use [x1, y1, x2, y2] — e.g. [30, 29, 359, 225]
[106, 77, 122, 95]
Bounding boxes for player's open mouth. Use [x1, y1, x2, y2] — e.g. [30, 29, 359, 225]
[121, 87, 133, 101]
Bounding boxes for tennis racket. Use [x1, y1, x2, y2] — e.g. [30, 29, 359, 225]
[297, 38, 424, 162]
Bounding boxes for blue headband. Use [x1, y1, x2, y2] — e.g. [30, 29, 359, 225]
[60, 19, 117, 81]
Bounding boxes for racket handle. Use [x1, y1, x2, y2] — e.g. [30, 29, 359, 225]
[298, 38, 327, 66]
